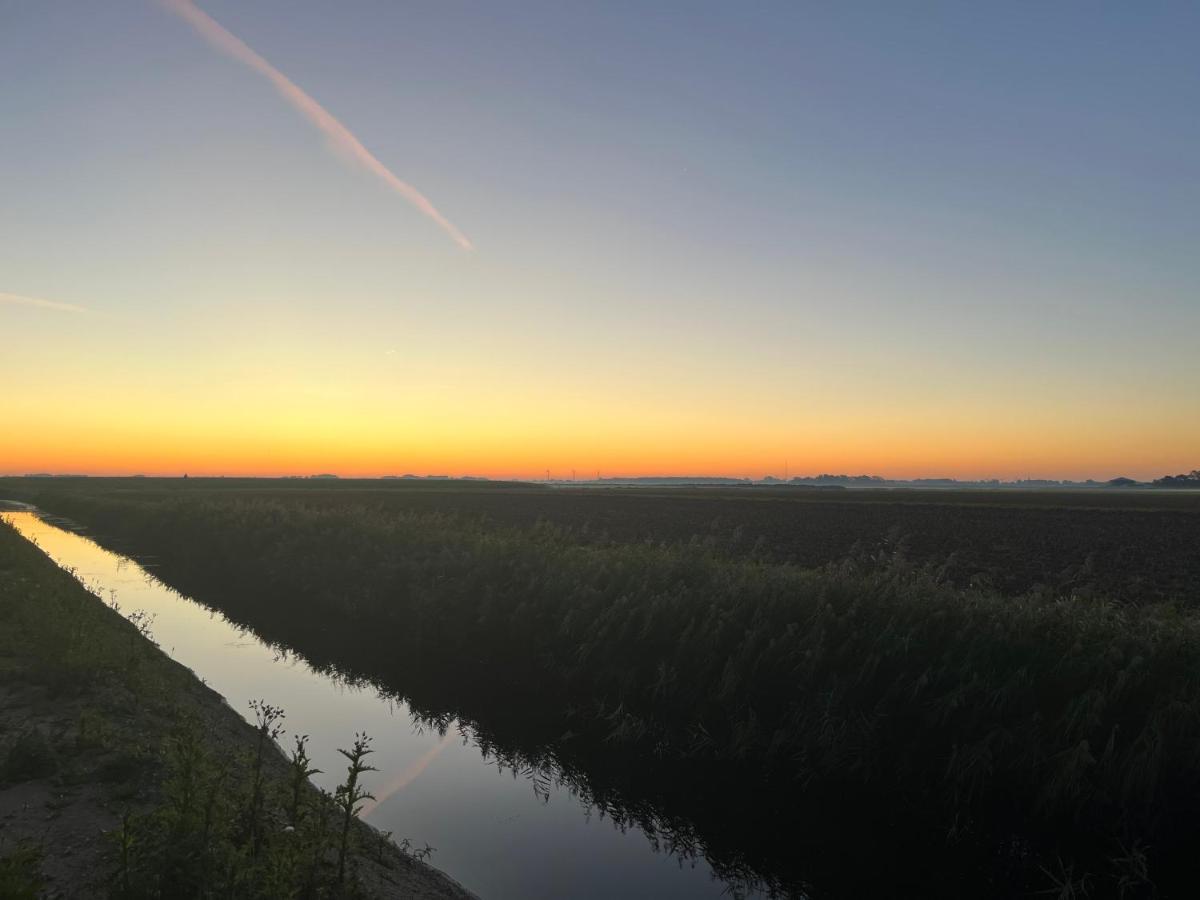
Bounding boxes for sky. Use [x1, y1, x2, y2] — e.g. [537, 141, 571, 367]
[2, 1, 1198, 481]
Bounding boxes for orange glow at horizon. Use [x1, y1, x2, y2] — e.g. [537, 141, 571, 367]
[3, 403, 1195, 483]
[4, 299, 1196, 484]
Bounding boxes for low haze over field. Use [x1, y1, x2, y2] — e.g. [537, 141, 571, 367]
[3, 2, 1198, 480]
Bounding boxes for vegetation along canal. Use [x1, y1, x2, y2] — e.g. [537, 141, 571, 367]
[1, 509, 760, 900]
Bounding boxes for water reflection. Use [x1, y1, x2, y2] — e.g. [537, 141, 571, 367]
[2, 510, 774, 899]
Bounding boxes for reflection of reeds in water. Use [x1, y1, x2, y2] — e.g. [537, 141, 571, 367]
[404, 711, 793, 898]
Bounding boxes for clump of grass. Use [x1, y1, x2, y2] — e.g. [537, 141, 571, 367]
[243, 699, 285, 858]
[110, 709, 384, 899]
[2, 729, 58, 783]
[0, 842, 44, 899]
[125, 609, 157, 666]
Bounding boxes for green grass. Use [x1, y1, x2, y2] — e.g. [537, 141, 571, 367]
[0, 843, 44, 899]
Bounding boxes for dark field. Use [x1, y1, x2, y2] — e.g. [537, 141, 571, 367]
[10, 477, 1199, 602]
[268, 483, 1200, 601]
[4, 477, 1200, 897]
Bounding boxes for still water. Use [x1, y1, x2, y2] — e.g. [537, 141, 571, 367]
[2, 510, 750, 899]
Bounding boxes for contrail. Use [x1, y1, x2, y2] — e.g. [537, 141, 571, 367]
[0, 292, 89, 313]
[159, 0, 473, 250]
[358, 732, 454, 819]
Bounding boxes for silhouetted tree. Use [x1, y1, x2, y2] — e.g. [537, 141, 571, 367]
[1153, 469, 1200, 487]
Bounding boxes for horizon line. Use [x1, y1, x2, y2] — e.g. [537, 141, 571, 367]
[0, 470, 1182, 485]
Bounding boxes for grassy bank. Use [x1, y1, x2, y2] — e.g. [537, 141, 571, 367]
[0, 517, 472, 899]
[10, 486, 1200, 894]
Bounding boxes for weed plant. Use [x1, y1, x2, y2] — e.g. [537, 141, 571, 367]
[109, 712, 387, 899]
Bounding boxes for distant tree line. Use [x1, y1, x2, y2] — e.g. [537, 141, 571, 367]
[1153, 469, 1200, 487]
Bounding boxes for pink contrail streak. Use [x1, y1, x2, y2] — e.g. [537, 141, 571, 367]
[160, 0, 473, 250]
[358, 732, 455, 819]
[0, 292, 89, 313]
